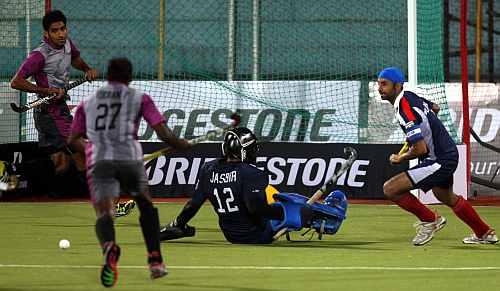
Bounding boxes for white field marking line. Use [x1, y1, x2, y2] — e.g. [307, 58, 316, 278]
[1, 264, 500, 271]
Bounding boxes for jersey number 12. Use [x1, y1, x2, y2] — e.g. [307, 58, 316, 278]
[213, 187, 239, 213]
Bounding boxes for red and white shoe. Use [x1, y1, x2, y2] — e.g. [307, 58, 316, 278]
[148, 251, 168, 279]
[149, 261, 168, 279]
[412, 216, 447, 246]
[463, 229, 499, 244]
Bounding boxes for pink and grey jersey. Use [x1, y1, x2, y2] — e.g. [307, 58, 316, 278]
[71, 82, 166, 163]
[17, 37, 80, 90]
[15, 37, 80, 148]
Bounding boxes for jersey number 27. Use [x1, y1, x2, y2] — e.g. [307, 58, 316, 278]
[95, 103, 122, 131]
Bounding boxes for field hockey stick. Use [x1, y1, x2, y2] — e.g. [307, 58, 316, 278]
[143, 113, 241, 162]
[398, 142, 409, 155]
[273, 146, 358, 241]
[10, 78, 88, 113]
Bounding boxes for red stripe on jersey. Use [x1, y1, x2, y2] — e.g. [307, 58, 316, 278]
[401, 97, 416, 121]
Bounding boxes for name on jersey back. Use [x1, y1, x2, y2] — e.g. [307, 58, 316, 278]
[98, 91, 121, 99]
[210, 171, 237, 184]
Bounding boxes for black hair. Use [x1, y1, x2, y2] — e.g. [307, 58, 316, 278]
[107, 58, 133, 84]
[43, 10, 67, 31]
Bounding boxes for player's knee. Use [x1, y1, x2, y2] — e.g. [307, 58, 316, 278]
[94, 198, 114, 217]
[383, 181, 397, 199]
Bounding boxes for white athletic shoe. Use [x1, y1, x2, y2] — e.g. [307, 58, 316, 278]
[412, 216, 447, 246]
[462, 229, 499, 245]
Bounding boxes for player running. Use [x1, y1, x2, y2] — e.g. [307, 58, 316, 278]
[68, 58, 190, 287]
[160, 127, 348, 244]
[10, 10, 96, 197]
[378, 67, 497, 246]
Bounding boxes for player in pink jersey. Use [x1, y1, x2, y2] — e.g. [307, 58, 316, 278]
[10, 10, 97, 196]
[69, 58, 190, 286]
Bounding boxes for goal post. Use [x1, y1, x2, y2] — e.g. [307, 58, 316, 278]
[460, 0, 471, 195]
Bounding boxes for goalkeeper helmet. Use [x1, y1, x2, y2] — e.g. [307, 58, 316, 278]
[222, 127, 259, 163]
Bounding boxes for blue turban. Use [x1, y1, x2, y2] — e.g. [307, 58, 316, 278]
[378, 67, 405, 85]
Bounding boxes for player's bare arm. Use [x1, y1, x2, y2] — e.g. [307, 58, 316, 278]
[10, 73, 64, 98]
[71, 56, 98, 81]
[390, 139, 427, 165]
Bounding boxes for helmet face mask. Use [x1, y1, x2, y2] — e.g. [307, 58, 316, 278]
[222, 127, 259, 163]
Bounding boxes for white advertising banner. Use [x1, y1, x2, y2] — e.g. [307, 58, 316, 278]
[25, 80, 360, 143]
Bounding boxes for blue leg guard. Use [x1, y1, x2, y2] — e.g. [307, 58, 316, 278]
[269, 193, 311, 233]
[269, 191, 348, 239]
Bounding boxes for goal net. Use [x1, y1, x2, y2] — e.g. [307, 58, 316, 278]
[0, 0, 459, 147]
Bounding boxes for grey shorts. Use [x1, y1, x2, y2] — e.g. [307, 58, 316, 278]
[88, 160, 148, 202]
[34, 103, 73, 152]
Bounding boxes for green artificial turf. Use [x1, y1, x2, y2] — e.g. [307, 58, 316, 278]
[1, 202, 499, 291]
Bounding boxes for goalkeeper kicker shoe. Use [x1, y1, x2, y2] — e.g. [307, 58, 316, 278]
[100, 242, 121, 288]
[462, 229, 499, 244]
[115, 200, 135, 218]
[412, 216, 447, 246]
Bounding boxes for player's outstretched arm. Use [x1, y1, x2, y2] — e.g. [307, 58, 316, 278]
[160, 164, 208, 241]
[175, 199, 203, 226]
[152, 123, 191, 151]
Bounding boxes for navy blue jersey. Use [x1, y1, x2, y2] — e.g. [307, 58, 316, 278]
[394, 91, 458, 162]
[191, 159, 271, 243]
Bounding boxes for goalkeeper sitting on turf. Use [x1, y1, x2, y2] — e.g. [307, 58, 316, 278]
[160, 127, 348, 244]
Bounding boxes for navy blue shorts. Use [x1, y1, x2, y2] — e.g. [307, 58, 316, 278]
[223, 221, 275, 244]
[406, 159, 457, 192]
